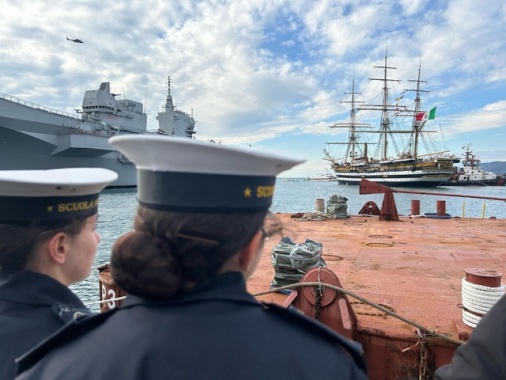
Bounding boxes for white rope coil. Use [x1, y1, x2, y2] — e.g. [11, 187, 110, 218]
[462, 310, 482, 328]
[461, 278, 505, 328]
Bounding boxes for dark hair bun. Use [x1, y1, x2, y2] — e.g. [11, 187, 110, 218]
[111, 231, 183, 300]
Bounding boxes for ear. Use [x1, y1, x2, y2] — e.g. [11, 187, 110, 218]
[238, 231, 264, 276]
[47, 232, 69, 265]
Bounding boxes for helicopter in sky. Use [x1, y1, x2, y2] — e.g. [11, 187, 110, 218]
[66, 37, 84, 43]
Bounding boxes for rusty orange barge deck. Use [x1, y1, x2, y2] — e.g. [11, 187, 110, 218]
[247, 212, 506, 379]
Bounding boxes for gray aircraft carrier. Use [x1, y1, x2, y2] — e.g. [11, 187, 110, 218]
[0, 78, 196, 187]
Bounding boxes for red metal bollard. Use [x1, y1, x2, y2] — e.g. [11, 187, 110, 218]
[436, 200, 446, 216]
[411, 200, 420, 215]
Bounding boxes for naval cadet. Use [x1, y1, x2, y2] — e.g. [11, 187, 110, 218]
[0, 168, 117, 379]
[434, 294, 506, 379]
[16, 135, 367, 380]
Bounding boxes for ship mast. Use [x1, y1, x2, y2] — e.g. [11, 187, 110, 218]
[326, 79, 369, 165]
[163, 76, 175, 111]
[346, 79, 361, 163]
[359, 52, 401, 160]
[406, 65, 429, 159]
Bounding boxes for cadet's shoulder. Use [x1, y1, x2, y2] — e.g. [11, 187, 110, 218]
[16, 309, 116, 375]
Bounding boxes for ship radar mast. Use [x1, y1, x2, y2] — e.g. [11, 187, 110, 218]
[163, 76, 174, 111]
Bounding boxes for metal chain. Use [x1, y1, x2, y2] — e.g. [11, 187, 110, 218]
[314, 269, 323, 320]
[418, 329, 431, 380]
[314, 285, 322, 320]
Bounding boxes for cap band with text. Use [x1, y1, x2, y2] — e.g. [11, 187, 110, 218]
[0, 194, 100, 223]
[138, 170, 276, 213]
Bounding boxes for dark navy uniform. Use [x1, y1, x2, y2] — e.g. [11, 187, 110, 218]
[434, 294, 506, 379]
[0, 270, 91, 379]
[17, 272, 367, 380]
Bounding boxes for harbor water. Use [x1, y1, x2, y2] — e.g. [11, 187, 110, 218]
[74, 180, 506, 311]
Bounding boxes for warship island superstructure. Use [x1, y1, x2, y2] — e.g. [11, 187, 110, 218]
[0, 77, 196, 187]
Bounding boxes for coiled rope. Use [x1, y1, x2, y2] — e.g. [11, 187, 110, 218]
[254, 281, 465, 346]
[461, 278, 505, 328]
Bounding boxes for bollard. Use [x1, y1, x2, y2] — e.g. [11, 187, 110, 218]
[436, 200, 446, 216]
[465, 268, 502, 287]
[410, 200, 420, 215]
[461, 268, 504, 328]
[315, 198, 325, 213]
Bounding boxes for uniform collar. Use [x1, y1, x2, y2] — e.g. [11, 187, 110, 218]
[123, 272, 259, 308]
[0, 270, 85, 307]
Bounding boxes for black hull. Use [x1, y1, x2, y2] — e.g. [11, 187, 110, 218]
[334, 170, 452, 188]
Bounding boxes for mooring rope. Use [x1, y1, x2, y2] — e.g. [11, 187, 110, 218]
[254, 281, 465, 346]
[90, 280, 466, 346]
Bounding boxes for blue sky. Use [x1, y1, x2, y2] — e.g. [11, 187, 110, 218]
[1, 0, 505, 177]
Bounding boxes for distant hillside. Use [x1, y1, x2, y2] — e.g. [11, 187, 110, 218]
[480, 161, 506, 175]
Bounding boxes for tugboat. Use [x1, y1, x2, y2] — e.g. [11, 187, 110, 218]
[441, 144, 506, 186]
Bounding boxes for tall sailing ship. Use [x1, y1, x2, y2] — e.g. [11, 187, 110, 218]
[324, 54, 458, 187]
[0, 77, 196, 187]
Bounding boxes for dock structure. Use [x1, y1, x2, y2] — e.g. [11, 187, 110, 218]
[248, 212, 506, 379]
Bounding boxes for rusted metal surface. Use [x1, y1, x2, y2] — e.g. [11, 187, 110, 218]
[437, 200, 447, 216]
[410, 199, 420, 215]
[249, 213, 506, 380]
[283, 268, 358, 341]
[358, 201, 381, 215]
[358, 180, 399, 221]
[464, 268, 503, 287]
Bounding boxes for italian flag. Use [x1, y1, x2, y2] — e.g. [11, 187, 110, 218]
[416, 107, 437, 122]
[428, 107, 437, 120]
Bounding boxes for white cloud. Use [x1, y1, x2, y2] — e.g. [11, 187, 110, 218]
[0, 0, 505, 176]
[444, 101, 506, 135]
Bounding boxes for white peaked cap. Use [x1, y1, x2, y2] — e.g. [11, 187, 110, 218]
[109, 135, 305, 213]
[0, 168, 118, 197]
[0, 168, 118, 223]
[110, 135, 304, 175]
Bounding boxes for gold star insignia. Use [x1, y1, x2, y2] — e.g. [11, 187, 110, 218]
[244, 187, 252, 197]
[47, 205, 54, 212]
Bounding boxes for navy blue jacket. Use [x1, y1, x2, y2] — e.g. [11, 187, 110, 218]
[0, 271, 90, 379]
[434, 294, 506, 379]
[17, 272, 367, 380]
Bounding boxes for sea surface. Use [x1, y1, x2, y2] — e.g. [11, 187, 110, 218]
[73, 180, 506, 311]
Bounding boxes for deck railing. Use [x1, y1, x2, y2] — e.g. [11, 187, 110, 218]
[0, 91, 81, 120]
